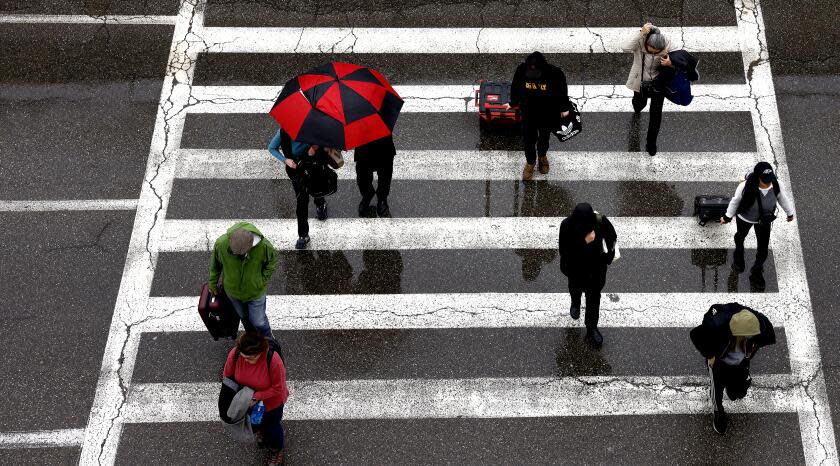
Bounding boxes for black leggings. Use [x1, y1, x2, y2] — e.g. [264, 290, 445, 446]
[632, 92, 665, 145]
[734, 217, 771, 272]
[521, 120, 552, 165]
[286, 166, 325, 238]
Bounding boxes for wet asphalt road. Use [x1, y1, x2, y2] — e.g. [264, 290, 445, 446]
[1, 0, 839, 464]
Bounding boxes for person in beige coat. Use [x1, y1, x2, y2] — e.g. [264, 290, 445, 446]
[622, 23, 673, 156]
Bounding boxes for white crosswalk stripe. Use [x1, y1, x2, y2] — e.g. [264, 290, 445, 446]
[45, 0, 835, 464]
[200, 26, 741, 54]
[187, 84, 755, 113]
[123, 375, 800, 423]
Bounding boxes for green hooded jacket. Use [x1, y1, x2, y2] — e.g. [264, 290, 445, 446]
[208, 222, 278, 301]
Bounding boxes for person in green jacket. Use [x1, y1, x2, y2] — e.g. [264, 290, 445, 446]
[209, 222, 279, 337]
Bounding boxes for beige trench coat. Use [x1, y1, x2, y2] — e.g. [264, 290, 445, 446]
[622, 32, 673, 93]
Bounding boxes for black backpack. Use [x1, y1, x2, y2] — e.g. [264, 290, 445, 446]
[297, 157, 337, 198]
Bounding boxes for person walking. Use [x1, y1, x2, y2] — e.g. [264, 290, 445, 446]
[690, 303, 776, 435]
[209, 222, 278, 337]
[268, 128, 330, 249]
[223, 332, 289, 465]
[558, 203, 618, 346]
[720, 161, 795, 290]
[507, 51, 571, 180]
[354, 135, 396, 218]
[622, 23, 673, 156]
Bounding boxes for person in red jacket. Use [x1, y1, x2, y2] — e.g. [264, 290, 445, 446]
[224, 333, 290, 465]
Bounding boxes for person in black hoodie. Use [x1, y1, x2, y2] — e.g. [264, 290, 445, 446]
[690, 303, 776, 435]
[507, 51, 571, 181]
[354, 135, 397, 218]
[558, 203, 618, 346]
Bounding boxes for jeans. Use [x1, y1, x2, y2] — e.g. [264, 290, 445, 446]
[286, 166, 325, 238]
[259, 405, 285, 450]
[568, 269, 607, 329]
[229, 295, 271, 337]
[521, 119, 552, 165]
[356, 156, 394, 203]
[632, 91, 665, 145]
[733, 217, 771, 272]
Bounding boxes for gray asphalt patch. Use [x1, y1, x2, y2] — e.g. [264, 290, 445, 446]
[0, 447, 80, 465]
[151, 248, 777, 296]
[132, 328, 789, 383]
[0, 211, 133, 431]
[181, 112, 758, 152]
[0, 0, 178, 16]
[117, 414, 803, 464]
[203, 0, 737, 27]
[166, 179, 737, 220]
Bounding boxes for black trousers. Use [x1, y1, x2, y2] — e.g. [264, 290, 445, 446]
[521, 119, 552, 165]
[733, 217, 771, 272]
[632, 92, 665, 145]
[286, 166, 325, 238]
[568, 270, 607, 329]
[356, 156, 394, 203]
[709, 361, 751, 412]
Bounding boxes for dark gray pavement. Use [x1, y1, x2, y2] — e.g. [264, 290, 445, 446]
[1, 0, 839, 464]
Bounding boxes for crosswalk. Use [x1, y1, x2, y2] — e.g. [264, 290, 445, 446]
[62, 0, 837, 464]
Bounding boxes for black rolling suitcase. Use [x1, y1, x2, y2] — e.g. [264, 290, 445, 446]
[694, 195, 730, 226]
[197, 282, 240, 340]
[475, 80, 521, 125]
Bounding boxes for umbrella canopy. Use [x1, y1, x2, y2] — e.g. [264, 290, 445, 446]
[270, 62, 403, 150]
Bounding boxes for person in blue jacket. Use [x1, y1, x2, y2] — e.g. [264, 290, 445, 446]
[268, 128, 328, 250]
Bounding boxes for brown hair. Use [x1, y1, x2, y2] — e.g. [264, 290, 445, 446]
[236, 332, 268, 356]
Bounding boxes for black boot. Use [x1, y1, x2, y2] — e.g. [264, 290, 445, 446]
[569, 304, 580, 320]
[713, 409, 728, 435]
[732, 250, 745, 273]
[358, 198, 376, 218]
[749, 268, 766, 291]
[377, 199, 391, 218]
[585, 327, 603, 347]
[645, 142, 657, 156]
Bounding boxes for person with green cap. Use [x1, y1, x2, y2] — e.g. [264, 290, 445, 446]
[209, 222, 279, 337]
[690, 303, 776, 435]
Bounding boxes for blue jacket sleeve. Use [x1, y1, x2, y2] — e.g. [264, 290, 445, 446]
[267, 129, 286, 163]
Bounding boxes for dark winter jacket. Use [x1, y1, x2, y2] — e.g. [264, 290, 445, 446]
[510, 52, 571, 121]
[689, 303, 776, 359]
[354, 135, 396, 163]
[558, 203, 618, 277]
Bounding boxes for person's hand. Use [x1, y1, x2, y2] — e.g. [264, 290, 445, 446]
[248, 398, 258, 408]
[787, 215, 795, 222]
[584, 230, 596, 244]
[560, 111, 570, 118]
[660, 54, 672, 67]
[719, 217, 729, 224]
[284, 158, 297, 169]
[209, 287, 217, 296]
[641, 23, 653, 35]
[707, 356, 715, 367]
[502, 103, 511, 109]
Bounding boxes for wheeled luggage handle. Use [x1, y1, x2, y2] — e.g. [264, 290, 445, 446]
[474, 89, 479, 107]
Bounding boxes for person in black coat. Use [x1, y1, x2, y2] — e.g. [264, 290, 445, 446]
[507, 51, 571, 180]
[277, 128, 330, 249]
[354, 135, 396, 217]
[558, 203, 618, 346]
[690, 303, 776, 435]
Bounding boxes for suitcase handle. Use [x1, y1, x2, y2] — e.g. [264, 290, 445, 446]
[474, 89, 479, 107]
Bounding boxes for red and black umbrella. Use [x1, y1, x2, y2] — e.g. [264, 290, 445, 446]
[269, 62, 403, 150]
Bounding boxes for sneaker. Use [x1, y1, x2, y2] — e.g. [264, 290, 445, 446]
[713, 410, 728, 435]
[537, 155, 550, 174]
[254, 430, 265, 448]
[646, 142, 657, 156]
[569, 304, 580, 320]
[522, 163, 535, 181]
[377, 200, 391, 218]
[316, 203, 328, 221]
[266, 449, 284, 466]
[295, 236, 310, 250]
[585, 328, 603, 347]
